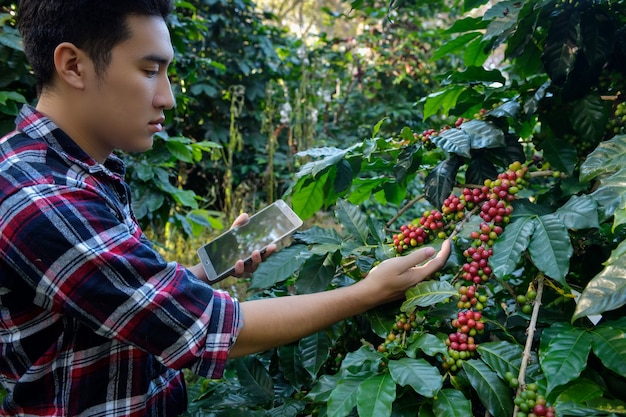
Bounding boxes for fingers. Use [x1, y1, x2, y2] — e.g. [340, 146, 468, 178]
[412, 239, 451, 277]
[390, 245, 436, 271]
[249, 249, 263, 266]
[231, 213, 249, 229]
[262, 243, 277, 260]
[233, 259, 245, 276]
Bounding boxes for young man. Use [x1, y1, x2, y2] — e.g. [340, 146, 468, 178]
[0, 1, 450, 416]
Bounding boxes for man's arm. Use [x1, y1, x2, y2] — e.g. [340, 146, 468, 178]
[229, 240, 451, 357]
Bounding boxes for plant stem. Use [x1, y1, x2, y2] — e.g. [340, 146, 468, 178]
[386, 194, 424, 228]
[512, 274, 545, 416]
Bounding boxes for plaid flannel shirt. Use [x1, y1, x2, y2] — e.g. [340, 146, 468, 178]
[0, 105, 243, 417]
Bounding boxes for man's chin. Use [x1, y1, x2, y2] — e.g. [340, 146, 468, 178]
[121, 138, 154, 154]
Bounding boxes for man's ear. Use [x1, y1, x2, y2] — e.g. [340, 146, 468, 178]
[53, 42, 90, 90]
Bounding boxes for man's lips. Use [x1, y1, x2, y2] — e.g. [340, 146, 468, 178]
[149, 117, 165, 133]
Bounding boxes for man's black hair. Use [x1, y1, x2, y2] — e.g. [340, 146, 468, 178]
[17, 0, 174, 92]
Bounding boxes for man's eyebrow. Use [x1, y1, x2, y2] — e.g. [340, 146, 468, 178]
[141, 54, 172, 65]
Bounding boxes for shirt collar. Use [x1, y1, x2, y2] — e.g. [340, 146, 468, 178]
[16, 104, 126, 178]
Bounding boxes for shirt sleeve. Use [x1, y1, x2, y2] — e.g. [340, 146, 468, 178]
[0, 183, 243, 379]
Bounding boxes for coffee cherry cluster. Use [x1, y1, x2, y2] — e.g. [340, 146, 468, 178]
[444, 162, 530, 372]
[443, 309, 485, 370]
[460, 186, 489, 210]
[441, 344, 472, 372]
[377, 312, 418, 354]
[442, 194, 466, 222]
[516, 287, 537, 315]
[414, 118, 467, 149]
[461, 241, 494, 284]
[392, 210, 448, 253]
[504, 374, 555, 417]
[456, 284, 489, 311]
[607, 100, 626, 135]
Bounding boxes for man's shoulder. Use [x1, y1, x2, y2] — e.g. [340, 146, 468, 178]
[0, 129, 58, 198]
[1, 128, 52, 170]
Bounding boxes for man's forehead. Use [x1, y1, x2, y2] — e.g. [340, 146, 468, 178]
[123, 15, 174, 63]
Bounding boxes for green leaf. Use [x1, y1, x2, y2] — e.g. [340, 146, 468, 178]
[424, 85, 466, 120]
[170, 188, 199, 209]
[394, 143, 422, 183]
[447, 16, 489, 33]
[431, 128, 471, 158]
[266, 400, 306, 417]
[554, 401, 625, 417]
[296, 147, 346, 178]
[586, 397, 626, 415]
[466, 155, 498, 186]
[483, 1, 522, 20]
[580, 134, 626, 182]
[165, 137, 194, 163]
[327, 376, 362, 417]
[488, 100, 521, 119]
[0, 31, 23, 51]
[388, 357, 443, 397]
[334, 159, 353, 194]
[477, 341, 524, 380]
[296, 253, 336, 294]
[278, 344, 308, 387]
[464, 359, 514, 417]
[491, 216, 535, 279]
[356, 373, 396, 417]
[589, 168, 626, 218]
[347, 177, 386, 205]
[590, 318, 626, 376]
[134, 161, 154, 181]
[336, 199, 369, 245]
[295, 226, 343, 246]
[306, 373, 341, 403]
[613, 207, 626, 231]
[554, 194, 599, 229]
[539, 322, 592, 395]
[341, 346, 381, 375]
[292, 174, 328, 220]
[445, 67, 506, 85]
[300, 332, 331, 378]
[432, 388, 472, 417]
[249, 245, 311, 289]
[553, 378, 605, 405]
[524, 79, 551, 115]
[133, 189, 164, 215]
[570, 95, 611, 143]
[463, 36, 491, 67]
[401, 280, 457, 311]
[424, 156, 464, 209]
[540, 137, 578, 176]
[233, 356, 274, 403]
[405, 333, 448, 358]
[528, 214, 573, 285]
[580, 11, 615, 72]
[372, 118, 387, 138]
[433, 32, 482, 60]
[463, 120, 506, 149]
[367, 216, 387, 247]
[186, 209, 224, 230]
[573, 241, 626, 320]
[0, 90, 26, 105]
[542, 10, 579, 85]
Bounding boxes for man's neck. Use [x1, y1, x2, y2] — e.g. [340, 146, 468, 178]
[36, 91, 112, 164]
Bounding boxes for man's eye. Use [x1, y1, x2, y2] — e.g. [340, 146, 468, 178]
[145, 70, 158, 78]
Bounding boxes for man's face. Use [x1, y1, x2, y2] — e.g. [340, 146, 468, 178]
[80, 15, 175, 160]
